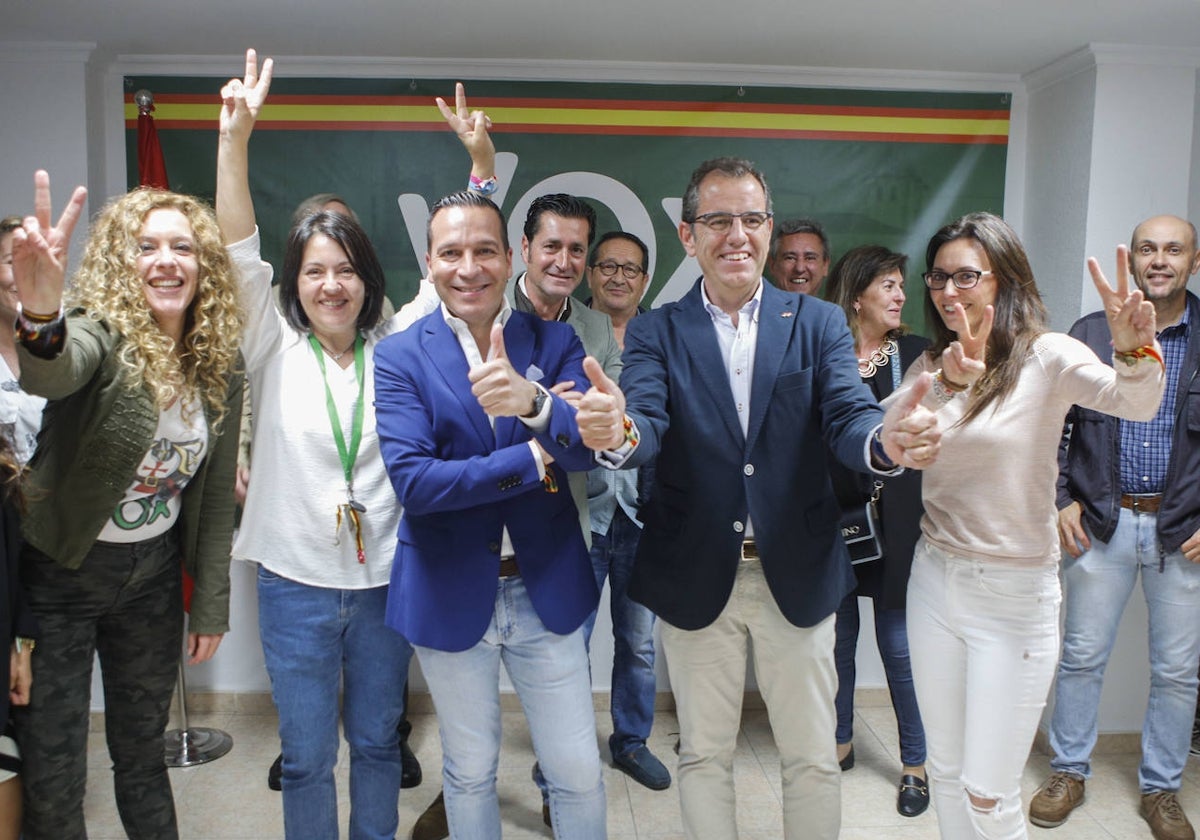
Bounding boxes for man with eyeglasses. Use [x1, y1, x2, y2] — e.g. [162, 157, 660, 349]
[573, 156, 942, 840]
[1031, 215, 1200, 840]
[766, 218, 832, 296]
[579, 230, 672, 791]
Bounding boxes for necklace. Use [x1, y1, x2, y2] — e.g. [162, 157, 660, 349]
[316, 335, 355, 363]
[857, 338, 898, 379]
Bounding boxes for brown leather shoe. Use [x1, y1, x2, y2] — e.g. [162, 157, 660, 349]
[410, 791, 448, 840]
[1029, 772, 1085, 827]
[1140, 791, 1196, 840]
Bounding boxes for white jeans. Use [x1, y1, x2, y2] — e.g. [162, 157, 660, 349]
[907, 539, 1061, 840]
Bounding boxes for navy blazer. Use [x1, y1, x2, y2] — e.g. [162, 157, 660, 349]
[375, 309, 600, 652]
[622, 279, 885, 630]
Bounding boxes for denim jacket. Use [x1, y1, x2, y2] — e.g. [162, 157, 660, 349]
[1057, 292, 1200, 554]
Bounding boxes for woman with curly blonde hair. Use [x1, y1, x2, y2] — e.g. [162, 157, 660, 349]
[9, 171, 244, 840]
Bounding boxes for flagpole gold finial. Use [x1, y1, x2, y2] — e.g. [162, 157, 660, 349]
[134, 89, 155, 115]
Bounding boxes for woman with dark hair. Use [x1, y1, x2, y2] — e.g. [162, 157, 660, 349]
[895, 212, 1164, 839]
[0, 434, 33, 840]
[823, 245, 929, 817]
[217, 52, 435, 839]
[10, 172, 244, 839]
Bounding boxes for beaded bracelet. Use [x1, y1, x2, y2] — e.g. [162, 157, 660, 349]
[1113, 344, 1164, 368]
[931, 370, 967, 404]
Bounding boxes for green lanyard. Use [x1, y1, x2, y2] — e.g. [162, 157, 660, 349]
[308, 332, 366, 511]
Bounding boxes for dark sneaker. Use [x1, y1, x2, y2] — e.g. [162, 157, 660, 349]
[1140, 791, 1195, 840]
[267, 753, 282, 791]
[410, 791, 448, 840]
[612, 744, 671, 791]
[1029, 772, 1085, 827]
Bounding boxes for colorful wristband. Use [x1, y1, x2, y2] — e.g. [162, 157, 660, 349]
[468, 173, 499, 196]
[1113, 344, 1164, 368]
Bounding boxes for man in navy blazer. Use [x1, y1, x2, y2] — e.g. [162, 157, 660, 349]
[575, 158, 940, 840]
[374, 191, 606, 839]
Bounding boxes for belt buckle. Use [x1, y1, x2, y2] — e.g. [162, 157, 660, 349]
[741, 539, 758, 560]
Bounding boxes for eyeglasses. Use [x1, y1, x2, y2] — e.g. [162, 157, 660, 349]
[592, 260, 645, 279]
[922, 269, 993, 290]
[687, 211, 773, 233]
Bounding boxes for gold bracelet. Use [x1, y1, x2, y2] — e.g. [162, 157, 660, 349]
[15, 636, 36, 654]
[16, 302, 62, 324]
[936, 370, 969, 393]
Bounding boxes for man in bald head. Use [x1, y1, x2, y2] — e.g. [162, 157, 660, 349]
[1033, 215, 1200, 840]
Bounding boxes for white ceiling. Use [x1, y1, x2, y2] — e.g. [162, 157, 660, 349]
[8, 0, 1200, 77]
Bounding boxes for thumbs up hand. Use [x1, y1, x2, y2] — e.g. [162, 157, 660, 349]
[576, 357, 628, 451]
[880, 372, 942, 469]
[469, 324, 540, 417]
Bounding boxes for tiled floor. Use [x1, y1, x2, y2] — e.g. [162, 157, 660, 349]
[80, 693, 1199, 839]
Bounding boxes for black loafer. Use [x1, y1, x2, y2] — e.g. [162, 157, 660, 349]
[897, 773, 930, 817]
[267, 753, 282, 791]
[400, 736, 422, 789]
[839, 744, 855, 772]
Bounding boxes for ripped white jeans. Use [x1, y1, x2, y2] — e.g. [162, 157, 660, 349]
[907, 539, 1061, 840]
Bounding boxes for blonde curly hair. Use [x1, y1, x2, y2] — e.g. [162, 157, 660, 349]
[68, 189, 243, 431]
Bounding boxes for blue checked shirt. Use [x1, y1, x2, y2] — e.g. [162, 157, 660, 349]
[1119, 306, 1189, 494]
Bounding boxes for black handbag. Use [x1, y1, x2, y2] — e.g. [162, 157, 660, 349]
[840, 480, 884, 564]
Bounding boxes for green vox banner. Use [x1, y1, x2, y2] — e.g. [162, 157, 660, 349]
[124, 75, 1009, 326]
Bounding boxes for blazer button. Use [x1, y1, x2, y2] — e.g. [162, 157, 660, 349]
[556, 433, 570, 447]
[743, 463, 755, 476]
[733, 521, 744, 533]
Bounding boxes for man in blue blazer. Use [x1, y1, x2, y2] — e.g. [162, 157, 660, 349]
[374, 191, 606, 839]
[575, 158, 940, 840]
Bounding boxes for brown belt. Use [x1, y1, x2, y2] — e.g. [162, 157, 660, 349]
[742, 539, 759, 560]
[499, 555, 521, 578]
[1120, 493, 1163, 514]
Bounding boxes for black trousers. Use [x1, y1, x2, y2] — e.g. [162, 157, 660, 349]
[14, 531, 183, 840]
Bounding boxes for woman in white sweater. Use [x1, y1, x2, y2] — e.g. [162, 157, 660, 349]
[216, 52, 436, 840]
[897, 212, 1164, 840]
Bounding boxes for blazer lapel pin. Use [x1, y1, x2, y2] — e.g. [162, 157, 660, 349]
[781, 311, 793, 318]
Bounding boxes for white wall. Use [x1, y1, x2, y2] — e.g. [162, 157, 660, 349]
[1023, 45, 1200, 733]
[0, 43, 94, 257]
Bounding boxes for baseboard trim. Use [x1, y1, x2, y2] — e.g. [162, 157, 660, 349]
[90, 687, 1146, 755]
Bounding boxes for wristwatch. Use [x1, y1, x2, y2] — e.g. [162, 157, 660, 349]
[522, 383, 548, 418]
[15, 637, 36, 654]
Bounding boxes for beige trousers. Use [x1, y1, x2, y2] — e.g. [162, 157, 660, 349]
[660, 559, 841, 840]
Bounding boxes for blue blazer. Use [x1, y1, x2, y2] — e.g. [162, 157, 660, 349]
[374, 309, 600, 652]
[622, 279, 884, 630]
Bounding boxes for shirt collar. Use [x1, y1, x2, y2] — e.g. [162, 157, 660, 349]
[1159, 297, 1191, 338]
[700, 279, 763, 326]
[441, 298, 512, 338]
[517, 274, 571, 322]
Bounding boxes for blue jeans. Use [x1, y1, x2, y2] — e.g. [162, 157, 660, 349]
[257, 567, 413, 840]
[1049, 508, 1200, 792]
[834, 592, 926, 767]
[582, 507, 658, 756]
[415, 575, 605, 840]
